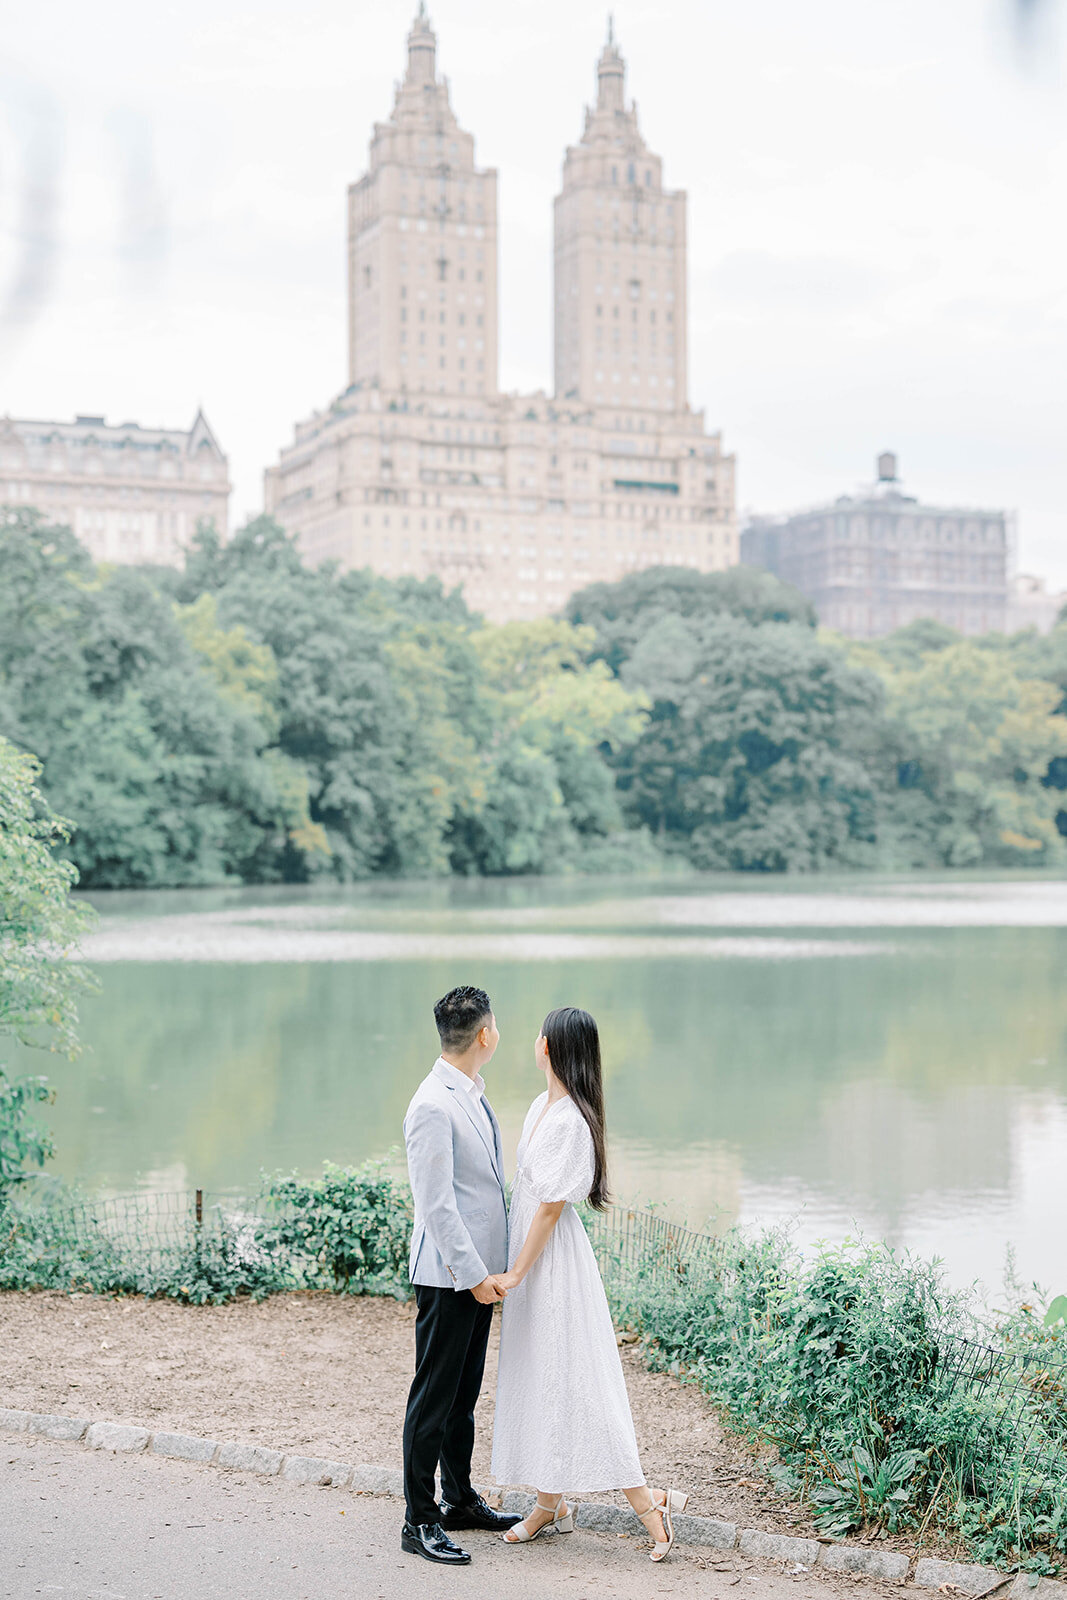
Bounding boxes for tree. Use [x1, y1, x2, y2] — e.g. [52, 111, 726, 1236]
[567, 565, 816, 675]
[0, 511, 320, 886]
[206, 519, 490, 879]
[0, 738, 95, 1186]
[449, 618, 652, 874]
[860, 617, 960, 671]
[866, 640, 1067, 866]
[614, 613, 883, 871]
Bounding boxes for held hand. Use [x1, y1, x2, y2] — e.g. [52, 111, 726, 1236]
[470, 1275, 506, 1304]
[496, 1270, 522, 1292]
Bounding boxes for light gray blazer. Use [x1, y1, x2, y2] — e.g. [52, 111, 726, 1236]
[403, 1058, 509, 1292]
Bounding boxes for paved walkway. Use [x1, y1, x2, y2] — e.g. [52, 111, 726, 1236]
[2, 1434, 903, 1600]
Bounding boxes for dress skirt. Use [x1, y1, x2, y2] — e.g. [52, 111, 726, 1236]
[490, 1093, 644, 1493]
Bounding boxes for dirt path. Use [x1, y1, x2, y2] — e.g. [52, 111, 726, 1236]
[0, 1288, 959, 1568]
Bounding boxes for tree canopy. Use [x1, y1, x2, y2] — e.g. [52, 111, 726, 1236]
[0, 736, 96, 1183]
[2, 511, 1065, 881]
[566, 564, 817, 675]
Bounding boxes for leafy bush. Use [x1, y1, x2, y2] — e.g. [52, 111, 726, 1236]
[0, 1164, 414, 1304]
[266, 1160, 413, 1295]
[0, 1186, 292, 1303]
[0, 736, 96, 1201]
[0, 1073, 55, 1189]
[599, 1226, 1067, 1571]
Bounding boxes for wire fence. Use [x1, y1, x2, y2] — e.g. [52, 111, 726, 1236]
[935, 1330, 1067, 1494]
[6, 1187, 273, 1264]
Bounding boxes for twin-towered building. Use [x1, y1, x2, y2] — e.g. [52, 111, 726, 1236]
[263, 9, 737, 621]
[4, 10, 1037, 640]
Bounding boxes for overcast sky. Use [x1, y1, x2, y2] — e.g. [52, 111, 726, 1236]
[3, 0, 1065, 584]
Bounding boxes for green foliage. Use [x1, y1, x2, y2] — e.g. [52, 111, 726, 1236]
[266, 1160, 413, 1295]
[0, 510, 320, 886]
[1046, 1298, 1067, 1329]
[848, 635, 1067, 867]
[0, 1165, 414, 1303]
[567, 564, 817, 676]
[0, 1073, 55, 1187]
[600, 1227, 1067, 1569]
[0, 509, 662, 884]
[5, 508, 1067, 881]
[613, 613, 882, 870]
[810, 1444, 928, 1536]
[449, 618, 652, 873]
[0, 735, 95, 1189]
[0, 1189, 290, 1303]
[0, 736, 94, 1055]
[572, 567, 1067, 874]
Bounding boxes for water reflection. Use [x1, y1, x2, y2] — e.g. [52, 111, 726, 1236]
[16, 878, 1067, 1293]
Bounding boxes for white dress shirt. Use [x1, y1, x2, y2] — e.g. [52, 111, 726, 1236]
[435, 1056, 493, 1143]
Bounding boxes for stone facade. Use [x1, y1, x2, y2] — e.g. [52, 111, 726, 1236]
[265, 11, 736, 622]
[741, 455, 1009, 638]
[346, 6, 498, 399]
[0, 411, 229, 565]
[1008, 573, 1066, 635]
[554, 22, 687, 412]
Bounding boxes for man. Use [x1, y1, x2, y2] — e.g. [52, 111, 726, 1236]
[400, 985, 521, 1565]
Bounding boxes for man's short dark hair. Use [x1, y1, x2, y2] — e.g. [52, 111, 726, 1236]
[434, 986, 492, 1052]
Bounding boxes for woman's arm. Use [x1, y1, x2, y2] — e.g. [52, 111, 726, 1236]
[498, 1200, 565, 1289]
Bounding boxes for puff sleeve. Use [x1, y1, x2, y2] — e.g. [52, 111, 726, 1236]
[526, 1105, 595, 1205]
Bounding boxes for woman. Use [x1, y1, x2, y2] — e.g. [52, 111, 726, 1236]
[491, 1006, 688, 1561]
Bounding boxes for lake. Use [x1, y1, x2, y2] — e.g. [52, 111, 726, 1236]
[21, 874, 1067, 1296]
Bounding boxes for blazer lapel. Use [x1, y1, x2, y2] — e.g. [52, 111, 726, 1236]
[484, 1096, 506, 1190]
[432, 1059, 505, 1185]
[452, 1080, 500, 1174]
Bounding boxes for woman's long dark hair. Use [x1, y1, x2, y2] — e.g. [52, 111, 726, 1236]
[541, 1006, 610, 1211]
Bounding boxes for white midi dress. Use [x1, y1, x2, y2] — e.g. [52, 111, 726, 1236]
[491, 1092, 644, 1493]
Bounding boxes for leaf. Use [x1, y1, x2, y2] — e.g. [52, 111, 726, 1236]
[1042, 1295, 1067, 1328]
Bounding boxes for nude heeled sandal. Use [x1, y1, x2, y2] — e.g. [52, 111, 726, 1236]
[636, 1486, 689, 1562]
[501, 1497, 574, 1543]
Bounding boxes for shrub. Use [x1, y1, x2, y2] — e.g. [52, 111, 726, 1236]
[598, 1225, 1067, 1571]
[265, 1160, 413, 1296]
[0, 1185, 292, 1303]
[0, 1164, 414, 1304]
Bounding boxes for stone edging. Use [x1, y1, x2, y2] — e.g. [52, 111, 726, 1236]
[2, 1408, 1063, 1597]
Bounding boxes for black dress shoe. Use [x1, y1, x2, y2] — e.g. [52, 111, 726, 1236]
[400, 1521, 472, 1564]
[439, 1493, 522, 1533]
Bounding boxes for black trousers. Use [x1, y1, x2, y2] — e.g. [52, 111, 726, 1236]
[402, 1283, 493, 1526]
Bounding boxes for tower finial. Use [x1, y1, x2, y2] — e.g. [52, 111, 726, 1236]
[596, 16, 625, 110]
[406, 3, 436, 85]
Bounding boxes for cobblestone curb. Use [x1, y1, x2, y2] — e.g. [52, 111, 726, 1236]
[3, 1409, 1064, 1590]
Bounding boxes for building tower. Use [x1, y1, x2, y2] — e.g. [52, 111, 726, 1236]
[347, 4, 499, 398]
[553, 21, 688, 412]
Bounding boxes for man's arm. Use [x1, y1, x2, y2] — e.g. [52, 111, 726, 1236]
[405, 1098, 501, 1297]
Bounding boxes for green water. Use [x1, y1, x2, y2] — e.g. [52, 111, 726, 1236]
[19, 875, 1067, 1290]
